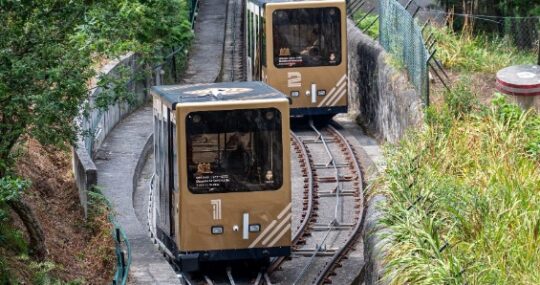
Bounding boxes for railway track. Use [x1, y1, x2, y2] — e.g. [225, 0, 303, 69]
[220, 0, 245, 82]
[142, 0, 366, 282]
[267, 122, 366, 285]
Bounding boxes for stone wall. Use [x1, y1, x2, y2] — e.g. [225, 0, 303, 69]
[347, 19, 425, 285]
[348, 19, 424, 143]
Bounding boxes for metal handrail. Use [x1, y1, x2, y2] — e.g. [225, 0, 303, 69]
[112, 223, 131, 285]
[100, 194, 131, 285]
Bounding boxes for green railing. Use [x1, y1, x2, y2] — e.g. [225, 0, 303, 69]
[111, 223, 131, 284]
[189, 0, 199, 29]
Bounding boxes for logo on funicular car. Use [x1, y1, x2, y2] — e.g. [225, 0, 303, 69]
[186, 88, 252, 96]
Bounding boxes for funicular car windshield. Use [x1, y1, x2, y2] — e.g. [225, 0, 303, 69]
[186, 108, 283, 194]
[273, 7, 341, 68]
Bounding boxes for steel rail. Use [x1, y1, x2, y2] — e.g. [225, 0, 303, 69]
[230, 0, 238, 81]
[312, 125, 365, 285]
[267, 130, 315, 273]
[290, 130, 316, 244]
[309, 120, 342, 223]
[227, 267, 237, 285]
[292, 122, 343, 284]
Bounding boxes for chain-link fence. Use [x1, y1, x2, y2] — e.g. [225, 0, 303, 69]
[379, 0, 429, 103]
[436, 12, 540, 49]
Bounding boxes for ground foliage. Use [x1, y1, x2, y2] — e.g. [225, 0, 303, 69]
[353, 11, 380, 39]
[377, 86, 540, 284]
[0, 0, 192, 282]
[438, 0, 540, 17]
[428, 23, 536, 72]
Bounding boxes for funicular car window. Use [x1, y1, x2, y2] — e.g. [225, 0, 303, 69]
[186, 108, 283, 194]
[273, 7, 341, 68]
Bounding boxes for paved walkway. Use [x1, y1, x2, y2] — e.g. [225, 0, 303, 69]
[93, 1, 231, 283]
[95, 106, 181, 284]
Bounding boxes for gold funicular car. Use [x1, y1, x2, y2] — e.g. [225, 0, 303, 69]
[151, 81, 292, 272]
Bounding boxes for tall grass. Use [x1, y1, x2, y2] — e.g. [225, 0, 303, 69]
[429, 26, 537, 73]
[377, 90, 540, 284]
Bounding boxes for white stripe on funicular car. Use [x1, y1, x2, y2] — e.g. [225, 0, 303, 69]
[326, 79, 347, 106]
[249, 220, 277, 248]
[328, 87, 347, 106]
[262, 213, 292, 246]
[318, 75, 346, 107]
[248, 203, 291, 248]
[318, 84, 339, 107]
[268, 220, 291, 247]
[318, 75, 347, 107]
[278, 203, 292, 220]
[321, 85, 337, 104]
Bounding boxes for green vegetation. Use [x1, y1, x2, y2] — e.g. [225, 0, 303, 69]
[84, 187, 116, 284]
[377, 84, 540, 284]
[0, 177, 35, 257]
[353, 12, 380, 39]
[29, 261, 84, 285]
[0, 0, 193, 282]
[0, 183, 115, 283]
[429, 26, 537, 72]
[439, 0, 540, 18]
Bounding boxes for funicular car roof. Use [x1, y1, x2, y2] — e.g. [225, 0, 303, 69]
[151, 81, 287, 109]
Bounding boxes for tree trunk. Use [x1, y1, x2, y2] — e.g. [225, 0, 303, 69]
[7, 199, 47, 261]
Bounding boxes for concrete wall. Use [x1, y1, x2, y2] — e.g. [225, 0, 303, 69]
[72, 53, 155, 217]
[348, 19, 424, 143]
[347, 20, 425, 285]
[72, 138, 97, 218]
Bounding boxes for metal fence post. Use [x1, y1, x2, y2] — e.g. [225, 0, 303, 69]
[426, 62, 430, 107]
[537, 36, 540, 65]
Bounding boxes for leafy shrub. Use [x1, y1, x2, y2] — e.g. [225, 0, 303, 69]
[492, 95, 540, 159]
[0, 177, 30, 253]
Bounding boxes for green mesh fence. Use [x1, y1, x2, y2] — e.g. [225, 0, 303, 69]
[379, 0, 429, 103]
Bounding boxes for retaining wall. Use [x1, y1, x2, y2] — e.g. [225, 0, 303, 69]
[347, 19, 425, 285]
[72, 53, 154, 217]
[347, 19, 424, 143]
